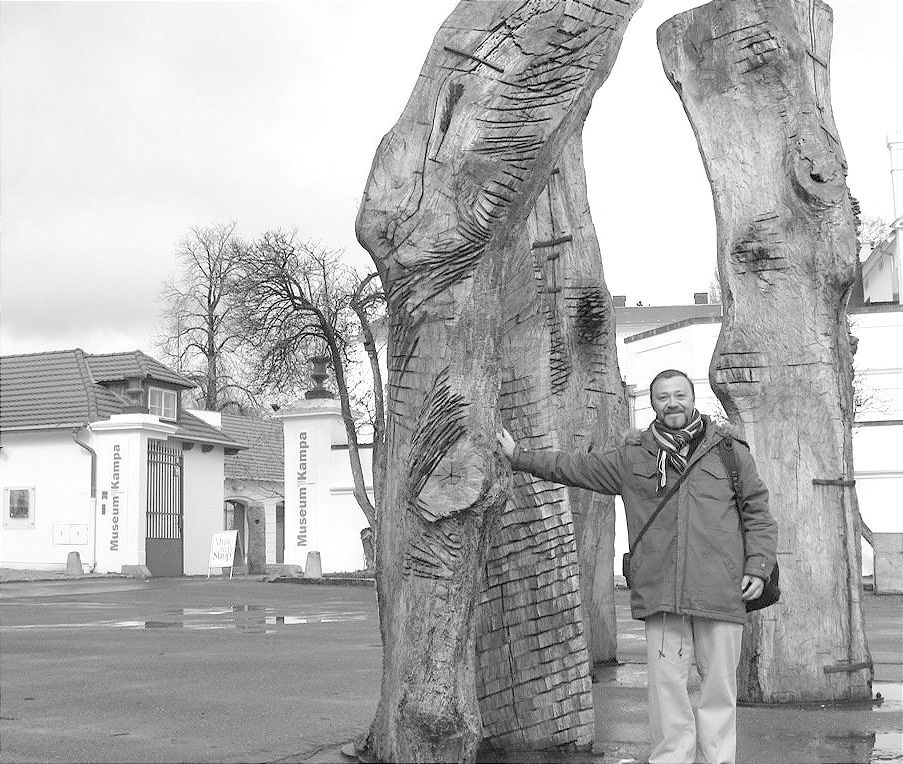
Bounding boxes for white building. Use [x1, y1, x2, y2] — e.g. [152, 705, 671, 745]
[858, 211, 902, 307]
[0, 350, 244, 576]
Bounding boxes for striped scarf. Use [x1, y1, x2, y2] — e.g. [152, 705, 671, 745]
[651, 410, 705, 492]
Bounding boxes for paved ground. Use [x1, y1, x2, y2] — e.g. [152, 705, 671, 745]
[0, 575, 900, 763]
[0, 578, 380, 764]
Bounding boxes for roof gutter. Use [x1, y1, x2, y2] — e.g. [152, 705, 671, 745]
[3, 423, 93, 432]
[72, 427, 98, 572]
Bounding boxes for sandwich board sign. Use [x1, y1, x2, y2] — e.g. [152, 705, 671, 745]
[208, 530, 241, 579]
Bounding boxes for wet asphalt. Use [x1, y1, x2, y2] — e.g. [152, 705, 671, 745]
[0, 576, 900, 763]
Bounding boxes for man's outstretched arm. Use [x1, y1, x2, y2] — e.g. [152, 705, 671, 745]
[496, 427, 623, 495]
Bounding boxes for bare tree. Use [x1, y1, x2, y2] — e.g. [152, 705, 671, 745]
[235, 231, 385, 531]
[156, 222, 255, 411]
[858, 215, 894, 257]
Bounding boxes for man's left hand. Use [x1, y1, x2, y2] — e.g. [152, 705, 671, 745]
[741, 575, 765, 602]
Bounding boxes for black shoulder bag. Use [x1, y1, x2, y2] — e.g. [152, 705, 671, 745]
[717, 438, 780, 612]
[622, 440, 719, 589]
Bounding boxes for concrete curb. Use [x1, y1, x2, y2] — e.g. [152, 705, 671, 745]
[0, 573, 126, 585]
[268, 575, 376, 587]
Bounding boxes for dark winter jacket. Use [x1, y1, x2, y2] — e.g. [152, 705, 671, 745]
[511, 416, 778, 624]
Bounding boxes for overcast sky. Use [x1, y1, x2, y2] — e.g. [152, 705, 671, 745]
[2, 0, 901, 358]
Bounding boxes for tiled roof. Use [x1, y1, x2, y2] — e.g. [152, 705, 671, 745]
[615, 304, 722, 328]
[87, 351, 194, 388]
[0, 350, 240, 453]
[623, 315, 723, 344]
[177, 411, 246, 452]
[1, 350, 124, 430]
[221, 414, 284, 482]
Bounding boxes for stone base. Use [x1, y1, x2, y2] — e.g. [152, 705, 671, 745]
[66, 551, 83, 576]
[305, 551, 322, 579]
[121, 564, 152, 579]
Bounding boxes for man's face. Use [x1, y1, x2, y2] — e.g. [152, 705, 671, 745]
[651, 375, 695, 429]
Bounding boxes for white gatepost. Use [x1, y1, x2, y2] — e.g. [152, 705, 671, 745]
[90, 414, 178, 574]
[276, 398, 345, 571]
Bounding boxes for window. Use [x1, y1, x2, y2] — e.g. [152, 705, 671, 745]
[3, 487, 35, 528]
[149, 387, 177, 421]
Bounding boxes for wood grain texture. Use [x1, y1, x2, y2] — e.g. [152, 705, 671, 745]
[659, 0, 871, 703]
[356, 1, 640, 759]
[477, 132, 627, 752]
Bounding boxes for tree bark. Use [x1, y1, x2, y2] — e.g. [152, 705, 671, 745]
[356, 2, 641, 760]
[351, 280, 387, 521]
[658, 0, 871, 703]
[477, 131, 627, 751]
[324, 327, 378, 532]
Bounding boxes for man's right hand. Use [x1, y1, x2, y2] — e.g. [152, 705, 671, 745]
[496, 427, 517, 462]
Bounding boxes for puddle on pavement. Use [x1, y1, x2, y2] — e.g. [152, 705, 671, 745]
[1, 605, 368, 633]
[111, 605, 368, 632]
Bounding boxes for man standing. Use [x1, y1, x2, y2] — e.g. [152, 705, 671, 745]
[496, 369, 777, 764]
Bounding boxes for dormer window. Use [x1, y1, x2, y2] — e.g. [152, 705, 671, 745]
[149, 387, 177, 421]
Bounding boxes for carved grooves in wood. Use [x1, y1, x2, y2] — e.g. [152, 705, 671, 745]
[477, 467, 593, 749]
[566, 283, 612, 388]
[732, 213, 787, 275]
[440, 82, 465, 133]
[407, 368, 469, 523]
[476, 370, 594, 749]
[404, 524, 464, 580]
[733, 21, 778, 75]
[531, 234, 570, 395]
[713, 350, 767, 386]
[394, 1, 624, 313]
[386, 314, 424, 436]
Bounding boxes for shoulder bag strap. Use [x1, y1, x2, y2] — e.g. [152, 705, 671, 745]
[717, 437, 742, 513]
[628, 439, 720, 557]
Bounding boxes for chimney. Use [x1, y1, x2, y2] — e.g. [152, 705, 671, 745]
[694, 292, 709, 305]
[123, 377, 145, 413]
[612, 295, 627, 308]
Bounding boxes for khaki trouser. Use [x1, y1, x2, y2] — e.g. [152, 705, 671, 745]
[644, 612, 744, 764]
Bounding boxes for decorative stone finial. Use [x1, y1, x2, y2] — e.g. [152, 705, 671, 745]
[305, 356, 334, 399]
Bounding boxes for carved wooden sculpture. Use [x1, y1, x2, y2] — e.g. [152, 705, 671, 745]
[659, 0, 871, 702]
[477, 131, 627, 751]
[356, 2, 641, 760]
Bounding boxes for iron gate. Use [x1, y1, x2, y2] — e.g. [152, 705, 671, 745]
[146, 439, 183, 576]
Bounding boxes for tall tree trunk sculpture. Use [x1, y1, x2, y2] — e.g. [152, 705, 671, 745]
[477, 131, 627, 751]
[356, 2, 641, 760]
[658, 0, 871, 703]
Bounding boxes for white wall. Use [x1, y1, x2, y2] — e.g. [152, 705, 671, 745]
[324, 443, 373, 572]
[850, 310, 903, 420]
[322, 489, 369, 572]
[850, 309, 903, 576]
[0, 431, 93, 571]
[280, 400, 375, 574]
[92, 415, 178, 574]
[182, 444, 226, 575]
